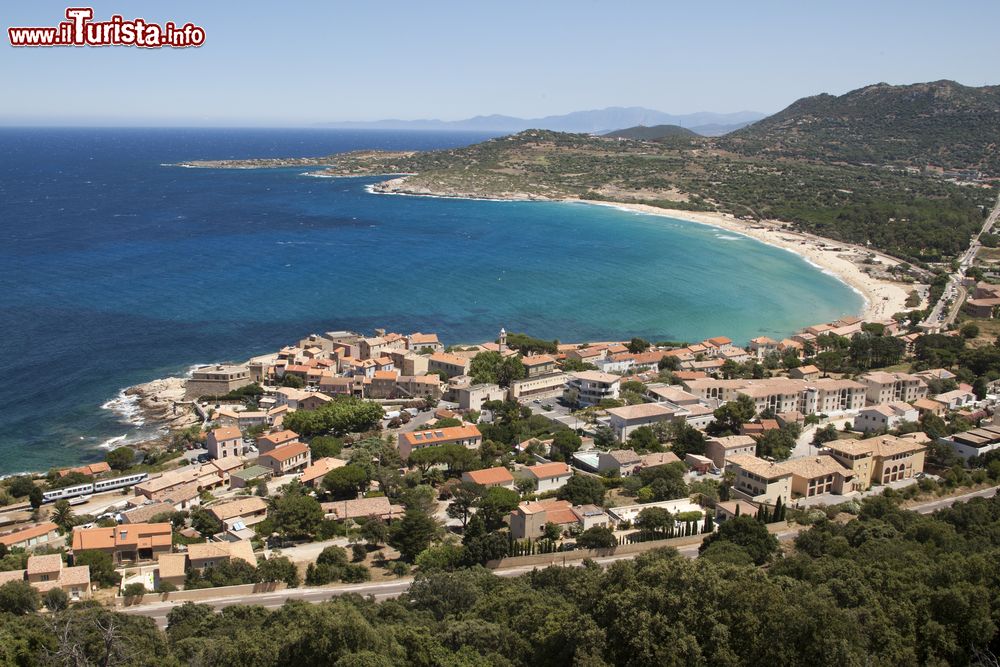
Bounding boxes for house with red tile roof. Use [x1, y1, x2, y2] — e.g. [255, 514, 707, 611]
[461, 466, 515, 489]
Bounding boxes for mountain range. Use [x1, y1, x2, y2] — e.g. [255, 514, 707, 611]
[320, 107, 766, 136]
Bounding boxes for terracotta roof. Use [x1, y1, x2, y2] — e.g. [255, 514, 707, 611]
[0, 522, 58, 547]
[210, 426, 242, 442]
[640, 452, 681, 467]
[781, 455, 852, 480]
[157, 553, 187, 579]
[299, 457, 346, 485]
[208, 497, 268, 522]
[604, 449, 641, 465]
[58, 461, 112, 477]
[606, 403, 676, 420]
[429, 352, 469, 367]
[257, 430, 299, 448]
[709, 435, 757, 450]
[401, 424, 481, 446]
[26, 553, 62, 575]
[463, 467, 514, 486]
[826, 434, 927, 458]
[322, 496, 402, 521]
[187, 540, 257, 567]
[521, 354, 556, 366]
[525, 462, 570, 479]
[71, 523, 172, 551]
[261, 441, 310, 462]
[727, 454, 792, 480]
[122, 503, 176, 524]
[516, 499, 572, 515]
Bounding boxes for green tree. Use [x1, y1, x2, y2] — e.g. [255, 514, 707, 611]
[0, 581, 39, 615]
[105, 446, 134, 471]
[190, 507, 223, 537]
[446, 482, 482, 529]
[627, 426, 660, 453]
[43, 586, 69, 612]
[74, 550, 119, 588]
[627, 338, 650, 353]
[256, 555, 300, 587]
[51, 499, 74, 532]
[706, 395, 756, 436]
[558, 474, 604, 506]
[477, 486, 520, 531]
[550, 429, 582, 462]
[812, 424, 839, 446]
[755, 428, 796, 461]
[469, 351, 526, 388]
[272, 492, 324, 539]
[309, 436, 343, 458]
[28, 486, 43, 509]
[283, 396, 384, 437]
[668, 421, 707, 459]
[389, 510, 441, 562]
[698, 515, 778, 565]
[576, 526, 617, 549]
[960, 322, 980, 339]
[323, 465, 369, 499]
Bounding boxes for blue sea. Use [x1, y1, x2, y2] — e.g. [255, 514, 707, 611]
[0, 128, 862, 474]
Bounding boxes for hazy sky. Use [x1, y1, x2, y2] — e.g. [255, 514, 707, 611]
[2, 0, 998, 126]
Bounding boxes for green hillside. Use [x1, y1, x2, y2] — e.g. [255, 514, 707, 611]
[722, 80, 1000, 175]
[602, 124, 698, 141]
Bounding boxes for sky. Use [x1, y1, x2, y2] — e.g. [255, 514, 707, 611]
[2, 0, 999, 126]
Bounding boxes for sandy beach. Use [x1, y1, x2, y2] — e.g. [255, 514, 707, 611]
[578, 200, 916, 322]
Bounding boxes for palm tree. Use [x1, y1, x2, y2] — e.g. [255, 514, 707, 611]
[51, 500, 74, 532]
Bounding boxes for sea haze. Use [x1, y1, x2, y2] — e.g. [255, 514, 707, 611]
[0, 128, 861, 473]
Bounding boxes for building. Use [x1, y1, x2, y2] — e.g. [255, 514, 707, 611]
[322, 496, 404, 522]
[606, 498, 703, 526]
[156, 553, 188, 590]
[359, 334, 407, 360]
[574, 504, 612, 532]
[597, 449, 643, 476]
[299, 457, 346, 488]
[860, 371, 928, 405]
[938, 425, 1000, 462]
[645, 384, 701, 406]
[457, 384, 508, 411]
[407, 332, 443, 353]
[638, 452, 681, 469]
[208, 497, 269, 530]
[185, 364, 252, 399]
[121, 502, 176, 525]
[853, 402, 919, 433]
[825, 433, 928, 488]
[462, 466, 515, 489]
[428, 352, 471, 378]
[71, 523, 173, 564]
[0, 554, 91, 601]
[255, 430, 300, 455]
[788, 365, 820, 380]
[715, 500, 759, 523]
[521, 355, 558, 377]
[781, 455, 855, 499]
[683, 377, 866, 416]
[228, 465, 272, 489]
[933, 384, 977, 411]
[509, 499, 581, 539]
[0, 522, 60, 552]
[186, 540, 257, 571]
[606, 403, 678, 442]
[258, 441, 311, 476]
[726, 455, 792, 507]
[58, 462, 112, 478]
[509, 372, 567, 401]
[564, 371, 621, 407]
[523, 462, 572, 493]
[705, 435, 757, 469]
[206, 426, 244, 461]
[397, 424, 483, 459]
[395, 375, 443, 400]
[749, 337, 779, 359]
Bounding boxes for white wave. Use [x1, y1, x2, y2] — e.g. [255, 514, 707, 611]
[101, 390, 145, 427]
[714, 234, 743, 241]
[97, 434, 128, 450]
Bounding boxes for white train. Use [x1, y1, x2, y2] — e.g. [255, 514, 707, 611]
[42, 472, 148, 503]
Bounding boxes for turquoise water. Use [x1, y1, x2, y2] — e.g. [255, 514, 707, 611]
[0, 129, 861, 473]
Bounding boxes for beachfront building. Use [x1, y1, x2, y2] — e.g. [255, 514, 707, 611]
[407, 332, 443, 353]
[606, 403, 678, 442]
[564, 371, 621, 407]
[726, 455, 792, 507]
[860, 371, 928, 405]
[825, 433, 929, 488]
[428, 352, 471, 378]
[682, 377, 866, 416]
[397, 424, 483, 459]
[185, 364, 252, 399]
[748, 337, 779, 359]
[359, 333, 407, 360]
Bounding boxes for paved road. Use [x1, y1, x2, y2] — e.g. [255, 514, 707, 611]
[122, 485, 998, 628]
[921, 191, 1000, 330]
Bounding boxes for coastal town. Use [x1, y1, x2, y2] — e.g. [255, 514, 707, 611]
[4, 286, 1000, 618]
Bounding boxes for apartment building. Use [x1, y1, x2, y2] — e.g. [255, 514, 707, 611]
[564, 371, 621, 407]
[860, 371, 928, 405]
[825, 433, 928, 489]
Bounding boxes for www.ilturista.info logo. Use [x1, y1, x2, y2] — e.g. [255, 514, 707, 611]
[8, 8, 205, 48]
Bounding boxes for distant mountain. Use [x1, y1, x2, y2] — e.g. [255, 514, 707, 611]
[721, 80, 1000, 174]
[321, 107, 767, 134]
[602, 124, 697, 141]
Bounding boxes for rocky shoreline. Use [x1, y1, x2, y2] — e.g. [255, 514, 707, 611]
[123, 377, 200, 434]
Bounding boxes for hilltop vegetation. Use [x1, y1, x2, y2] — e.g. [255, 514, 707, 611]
[722, 80, 1000, 174]
[2, 494, 1000, 665]
[185, 80, 1000, 263]
[602, 124, 698, 141]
